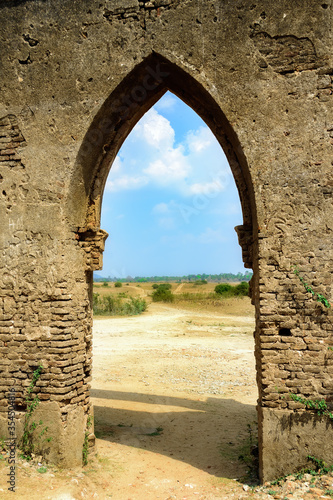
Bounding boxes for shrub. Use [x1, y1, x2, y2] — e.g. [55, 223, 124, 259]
[103, 295, 118, 313]
[114, 281, 122, 288]
[233, 281, 249, 296]
[93, 293, 147, 316]
[158, 283, 172, 290]
[215, 283, 232, 295]
[152, 283, 159, 289]
[152, 288, 174, 303]
[102, 281, 109, 287]
[123, 297, 147, 315]
[215, 282, 249, 297]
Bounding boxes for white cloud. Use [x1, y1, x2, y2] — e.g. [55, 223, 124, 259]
[104, 106, 232, 198]
[133, 108, 174, 150]
[144, 147, 190, 184]
[106, 175, 148, 192]
[186, 126, 214, 153]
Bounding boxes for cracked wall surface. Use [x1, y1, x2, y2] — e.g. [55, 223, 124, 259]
[0, 0, 332, 481]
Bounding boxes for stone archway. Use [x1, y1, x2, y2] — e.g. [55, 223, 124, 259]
[1, 0, 332, 484]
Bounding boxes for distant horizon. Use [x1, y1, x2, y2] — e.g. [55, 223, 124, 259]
[94, 270, 252, 281]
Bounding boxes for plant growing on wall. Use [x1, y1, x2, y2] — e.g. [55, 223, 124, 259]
[294, 267, 331, 308]
[21, 365, 52, 459]
[289, 394, 333, 421]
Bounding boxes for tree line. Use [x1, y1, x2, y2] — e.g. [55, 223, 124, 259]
[94, 271, 253, 283]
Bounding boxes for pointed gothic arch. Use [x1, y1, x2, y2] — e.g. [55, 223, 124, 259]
[68, 52, 257, 272]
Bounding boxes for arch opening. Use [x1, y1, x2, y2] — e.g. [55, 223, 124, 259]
[69, 52, 261, 480]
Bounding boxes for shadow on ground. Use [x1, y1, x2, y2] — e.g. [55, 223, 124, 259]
[92, 389, 258, 481]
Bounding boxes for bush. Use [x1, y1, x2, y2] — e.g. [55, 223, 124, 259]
[102, 281, 109, 287]
[215, 283, 232, 295]
[152, 283, 159, 289]
[158, 283, 172, 290]
[152, 288, 174, 303]
[114, 281, 122, 288]
[214, 282, 249, 297]
[233, 281, 249, 296]
[123, 297, 147, 315]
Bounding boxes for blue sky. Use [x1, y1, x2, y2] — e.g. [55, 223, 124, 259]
[99, 91, 245, 278]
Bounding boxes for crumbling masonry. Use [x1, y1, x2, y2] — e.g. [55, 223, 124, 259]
[0, 0, 332, 482]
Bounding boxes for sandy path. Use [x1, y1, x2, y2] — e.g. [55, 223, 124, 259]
[174, 283, 185, 293]
[91, 302, 258, 499]
[124, 285, 148, 298]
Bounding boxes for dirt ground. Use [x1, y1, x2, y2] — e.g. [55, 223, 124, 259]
[0, 295, 265, 499]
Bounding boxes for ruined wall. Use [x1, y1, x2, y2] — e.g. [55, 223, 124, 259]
[0, 0, 332, 480]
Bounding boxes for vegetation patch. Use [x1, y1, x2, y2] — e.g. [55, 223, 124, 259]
[215, 281, 249, 297]
[271, 455, 333, 486]
[193, 279, 208, 285]
[294, 267, 331, 308]
[151, 284, 175, 303]
[93, 293, 147, 316]
[20, 365, 52, 460]
[289, 394, 333, 420]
